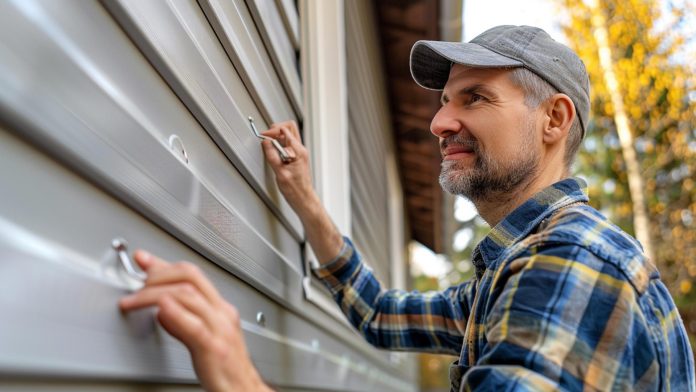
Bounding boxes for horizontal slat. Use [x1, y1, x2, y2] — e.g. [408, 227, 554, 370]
[275, 0, 300, 49]
[0, 0, 302, 304]
[198, 0, 302, 121]
[346, 0, 394, 285]
[102, 0, 303, 240]
[0, 0, 419, 389]
[0, 129, 414, 392]
[245, 0, 303, 112]
[0, 382, 201, 392]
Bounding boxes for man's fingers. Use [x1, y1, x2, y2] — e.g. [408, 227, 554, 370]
[260, 121, 304, 166]
[260, 127, 282, 140]
[141, 262, 223, 305]
[261, 139, 283, 167]
[120, 283, 201, 312]
[156, 296, 209, 352]
[284, 121, 301, 140]
[131, 251, 222, 305]
[133, 250, 168, 271]
[120, 283, 222, 332]
[280, 128, 302, 152]
[262, 121, 301, 143]
[278, 121, 302, 142]
[283, 146, 297, 160]
[276, 124, 301, 147]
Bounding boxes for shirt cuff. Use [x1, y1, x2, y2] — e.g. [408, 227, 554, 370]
[311, 236, 361, 294]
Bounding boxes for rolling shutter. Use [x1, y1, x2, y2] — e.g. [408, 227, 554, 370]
[347, 0, 395, 286]
[0, 1, 416, 390]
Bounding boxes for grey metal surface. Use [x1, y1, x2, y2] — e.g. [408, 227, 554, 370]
[198, 0, 302, 121]
[0, 0, 303, 306]
[275, 0, 300, 50]
[245, 0, 303, 112]
[101, 0, 303, 239]
[0, 0, 419, 390]
[346, 0, 394, 286]
[0, 129, 414, 391]
[0, 382, 203, 392]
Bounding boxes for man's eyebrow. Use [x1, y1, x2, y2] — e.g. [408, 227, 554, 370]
[440, 84, 497, 105]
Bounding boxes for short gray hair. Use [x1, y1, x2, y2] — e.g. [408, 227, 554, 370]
[508, 68, 583, 168]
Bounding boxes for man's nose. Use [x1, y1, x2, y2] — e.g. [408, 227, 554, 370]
[430, 105, 461, 138]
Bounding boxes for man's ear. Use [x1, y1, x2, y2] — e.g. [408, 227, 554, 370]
[543, 93, 575, 144]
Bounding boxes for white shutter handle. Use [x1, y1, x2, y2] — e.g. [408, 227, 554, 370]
[111, 238, 147, 281]
[248, 117, 294, 163]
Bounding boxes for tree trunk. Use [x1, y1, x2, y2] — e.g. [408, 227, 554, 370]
[588, 0, 654, 261]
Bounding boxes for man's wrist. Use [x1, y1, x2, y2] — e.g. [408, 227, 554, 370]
[291, 190, 344, 264]
[292, 189, 323, 222]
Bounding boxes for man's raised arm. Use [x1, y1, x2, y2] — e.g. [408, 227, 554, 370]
[260, 120, 344, 264]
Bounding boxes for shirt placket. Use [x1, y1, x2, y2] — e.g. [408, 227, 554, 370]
[463, 248, 487, 366]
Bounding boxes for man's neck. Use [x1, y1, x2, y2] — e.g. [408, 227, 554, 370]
[474, 170, 568, 227]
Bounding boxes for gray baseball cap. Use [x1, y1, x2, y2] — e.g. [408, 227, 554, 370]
[410, 25, 590, 136]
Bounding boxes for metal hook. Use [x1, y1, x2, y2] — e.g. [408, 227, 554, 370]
[112, 238, 147, 281]
[248, 117, 294, 163]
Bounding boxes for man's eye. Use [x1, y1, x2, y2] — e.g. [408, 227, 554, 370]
[469, 94, 484, 103]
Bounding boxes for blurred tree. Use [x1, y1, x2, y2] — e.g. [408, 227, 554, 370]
[560, 0, 696, 341]
[587, 0, 654, 261]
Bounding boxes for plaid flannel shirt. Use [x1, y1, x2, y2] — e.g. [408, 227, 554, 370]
[313, 178, 695, 391]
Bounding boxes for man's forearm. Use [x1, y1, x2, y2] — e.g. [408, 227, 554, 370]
[258, 121, 344, 265]
[293, 191, 344, 265]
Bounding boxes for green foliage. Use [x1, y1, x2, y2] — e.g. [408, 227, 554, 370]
[412, 274, 441, 292]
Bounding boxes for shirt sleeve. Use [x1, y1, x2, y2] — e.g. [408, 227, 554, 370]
[461, 243, 656, 391]
[312, 237, 473, 355]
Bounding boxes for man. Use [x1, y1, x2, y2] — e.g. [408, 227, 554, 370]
[119, 26, 695, 391]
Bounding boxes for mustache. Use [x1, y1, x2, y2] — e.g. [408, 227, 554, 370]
[440, 134, 478, 154]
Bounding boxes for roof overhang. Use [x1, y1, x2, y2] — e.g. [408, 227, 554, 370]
[375, 0, 462, 254]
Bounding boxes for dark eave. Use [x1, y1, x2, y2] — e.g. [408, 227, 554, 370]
[375, 0, 459, 253]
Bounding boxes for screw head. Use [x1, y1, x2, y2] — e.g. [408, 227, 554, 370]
[256, 312, 266, 327]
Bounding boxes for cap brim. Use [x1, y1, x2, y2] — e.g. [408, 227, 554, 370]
[410, 40, 523, 90]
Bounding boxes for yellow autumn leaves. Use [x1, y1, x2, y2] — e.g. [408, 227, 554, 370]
[562, 0, 696, 295]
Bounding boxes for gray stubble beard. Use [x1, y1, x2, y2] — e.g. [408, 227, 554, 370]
[438, 121, 540, 203]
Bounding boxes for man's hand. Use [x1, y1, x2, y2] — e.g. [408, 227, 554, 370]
[261, 121, 316, 216]
[260, 121, 344, 264]
[119, 250, 272, 392]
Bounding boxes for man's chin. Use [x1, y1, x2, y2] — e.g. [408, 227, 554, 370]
[439, 169, 478, 197]
[441, 160, 478, 176]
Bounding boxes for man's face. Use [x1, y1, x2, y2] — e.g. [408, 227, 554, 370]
[432, 65, 542, 202]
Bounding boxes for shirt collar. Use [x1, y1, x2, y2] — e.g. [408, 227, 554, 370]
[472, 177, 589, 275]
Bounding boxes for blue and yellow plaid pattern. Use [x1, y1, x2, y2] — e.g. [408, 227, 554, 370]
[314, 178, 695, 391]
